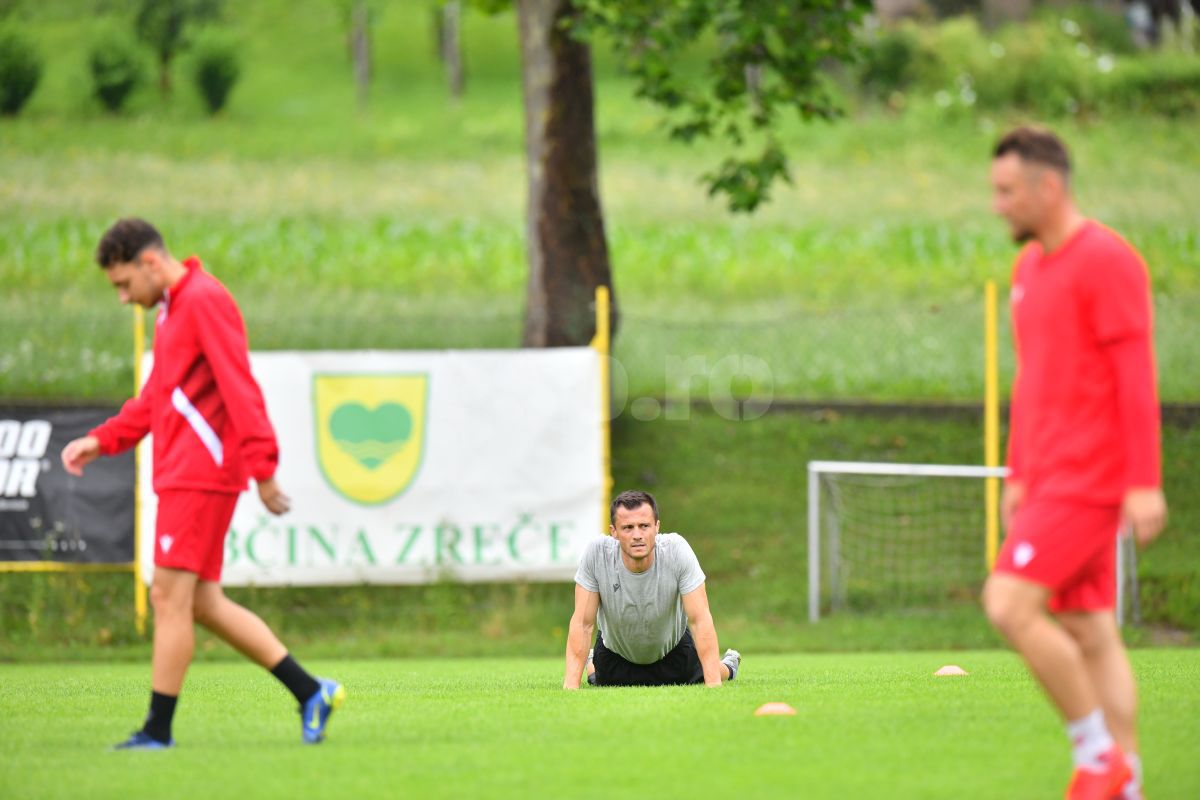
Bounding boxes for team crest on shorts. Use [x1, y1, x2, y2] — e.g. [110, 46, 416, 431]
[313, 374, 429, 505]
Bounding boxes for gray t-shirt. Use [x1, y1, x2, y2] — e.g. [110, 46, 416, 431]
[574, 532, 706, 664]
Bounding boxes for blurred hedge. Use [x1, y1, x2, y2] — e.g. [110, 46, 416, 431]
[856, 10, 1200, 118]
[0, 24, 41, 115]
[190, 28, 241, 114]
[88, 23, 147, 113]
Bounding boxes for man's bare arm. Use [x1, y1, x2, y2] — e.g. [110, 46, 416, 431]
[682, 583, 724, 687]
[563, 584, 599, 689]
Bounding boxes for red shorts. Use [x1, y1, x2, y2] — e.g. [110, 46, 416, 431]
[154, 490, 239, 582]
[993, 498, 1121, 613]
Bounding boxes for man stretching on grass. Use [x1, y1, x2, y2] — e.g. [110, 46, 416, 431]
[984, 128, 1166, 800]
[563, 490, 740, 688]
[61, 218, 344, 749]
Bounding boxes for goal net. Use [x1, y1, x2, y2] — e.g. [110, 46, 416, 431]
[806, 461, 1139, 624]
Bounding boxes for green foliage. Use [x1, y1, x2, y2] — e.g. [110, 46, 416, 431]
[573, 0, 871, 212]
[857, 24, 920, 99]
[1034, 2, 1138, 56]
[190, 28, 239, 113]
[907, 15, 990, 89]
[866, 11, 1199, 120]
[88, 23, 147, 112]
[0, 24, 41, 115]
[703, 141, 791, 215]
[468, 0, 510, 14]
[1101, 54, 1200, 117]
[990, 20, 1097, 116]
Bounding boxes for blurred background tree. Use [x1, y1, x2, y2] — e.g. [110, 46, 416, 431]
[514, 0, 870, 347]
[134, 0, 223, 97]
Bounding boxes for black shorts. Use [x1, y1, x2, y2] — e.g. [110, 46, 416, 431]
[592, 628, 704, 687]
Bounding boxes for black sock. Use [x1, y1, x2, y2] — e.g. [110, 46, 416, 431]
[270, 654, 321, 705]
[142, 691, 177, 743]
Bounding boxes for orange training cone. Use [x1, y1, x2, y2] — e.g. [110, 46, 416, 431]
[934, 665, 969, 676]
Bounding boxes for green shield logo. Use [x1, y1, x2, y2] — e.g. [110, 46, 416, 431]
[313, 374, 429, 505]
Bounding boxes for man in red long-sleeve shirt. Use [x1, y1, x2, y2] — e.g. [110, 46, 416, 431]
[61, 218, 344, 750]
[983, 129, 1167, 800]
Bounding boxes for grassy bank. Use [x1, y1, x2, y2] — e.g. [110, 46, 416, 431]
[2, 409, 1195, 663]
[3, 4, 1199, 404]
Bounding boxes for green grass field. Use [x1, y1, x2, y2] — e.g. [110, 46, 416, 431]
[2, 651, 1198, 799]
[3, 8, 1198, 792]
[3, 1, 1199, 402]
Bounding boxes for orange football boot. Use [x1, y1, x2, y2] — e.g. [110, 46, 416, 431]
[1065, 745, 1133, 800]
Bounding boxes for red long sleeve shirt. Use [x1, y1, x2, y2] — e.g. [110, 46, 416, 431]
[1005, 221, 1161, 505]
[90, 257, 278, 494]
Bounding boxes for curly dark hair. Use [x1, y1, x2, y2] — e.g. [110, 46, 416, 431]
[96, 218, 165, 268]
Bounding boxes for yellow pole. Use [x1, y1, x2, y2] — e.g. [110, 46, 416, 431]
[592, 286, 612, 534]
[0, 561, 138, 573]
[984, 281, 1001, 570]
[132, 306, 148, 635]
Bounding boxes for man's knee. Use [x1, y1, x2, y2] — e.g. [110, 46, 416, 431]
[150, 585, 191, 621]
[1058, 612, 1120, 658]
[149, 570, 197, 618]
[191, 593, 218, 627]
[982, 574, 1043, 637]
[191, 583, 234, 628]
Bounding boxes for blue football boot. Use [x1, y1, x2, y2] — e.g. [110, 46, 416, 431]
[113, 730, 174, 750]
[300, 678, 345, 744]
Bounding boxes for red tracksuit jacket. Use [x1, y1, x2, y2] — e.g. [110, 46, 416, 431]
[1005, 220, 1161, 505]
[90, 257, 278, 494]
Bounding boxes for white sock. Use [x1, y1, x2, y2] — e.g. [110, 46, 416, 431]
[1118, 753, 1142, 800]
[1066, 709, 1115, 770]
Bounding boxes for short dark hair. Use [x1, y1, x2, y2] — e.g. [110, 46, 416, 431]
[610, 490, 659, 525]
[96, 218, 165, 268]
[993, 126, 1071, 178]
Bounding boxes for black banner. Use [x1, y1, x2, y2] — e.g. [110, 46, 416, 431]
[0, 407, 134, 564]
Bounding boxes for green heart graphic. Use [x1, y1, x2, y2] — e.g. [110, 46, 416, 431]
[329, 402, 413, 470]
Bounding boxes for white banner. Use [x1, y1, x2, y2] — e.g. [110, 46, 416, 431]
[138, 349, 604, 585]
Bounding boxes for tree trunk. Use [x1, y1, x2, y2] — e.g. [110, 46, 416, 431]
[432, 4, 444, 61]
[516, 0, 615, 347]
[443, 1, 465, 100]
[158, 54, 171, 98]
[744, 63, 763, 116]
[351, 1, 371, 110]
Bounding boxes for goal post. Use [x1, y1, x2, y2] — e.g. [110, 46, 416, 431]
[807, 460, 1139, 625]
[807, 461, 1007, 622]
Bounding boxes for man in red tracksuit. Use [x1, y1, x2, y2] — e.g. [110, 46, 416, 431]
[983, 129, 1167, 800]
[62, 218, 344, 749]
